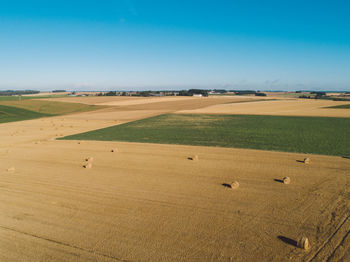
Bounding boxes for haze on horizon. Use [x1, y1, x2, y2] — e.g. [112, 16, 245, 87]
[0, 0, 349, 91]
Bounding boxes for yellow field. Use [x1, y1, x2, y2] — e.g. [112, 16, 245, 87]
[0, 96, 349, 261]
[178, 99, 350, 117]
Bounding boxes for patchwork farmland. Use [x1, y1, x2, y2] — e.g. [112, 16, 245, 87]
[1, 96, 349, 261]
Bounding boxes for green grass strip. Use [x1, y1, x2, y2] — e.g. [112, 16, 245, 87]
[61, 114, 350, 156]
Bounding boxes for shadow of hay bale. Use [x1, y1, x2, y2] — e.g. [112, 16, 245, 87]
[222, 181, 239, 189]
[278, 236, 297, 247]
[278, 235, 310, 250]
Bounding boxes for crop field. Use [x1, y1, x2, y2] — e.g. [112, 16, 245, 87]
[0, 100, 104, 115]
[178, 99, 350, 118]
[0, 100, 104, 123]
[327, 104, 350, 109]
[0, 94, 68, 101]
[1, 96, 349, 261]
[62, 113, 350, 156]
[0, 105, 50, 123]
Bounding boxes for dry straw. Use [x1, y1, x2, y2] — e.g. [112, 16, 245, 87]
[83, 163, 92, 169]
[297, 236, 310, 250]
[283, 177, 291, 184]
[304, 158, 310, 164]
[188, 155, 199, 161]
[230, 181, 240, 189]
[6, 167, 15, 172]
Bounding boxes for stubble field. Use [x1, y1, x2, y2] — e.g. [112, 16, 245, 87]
[0, 96, 349, 262]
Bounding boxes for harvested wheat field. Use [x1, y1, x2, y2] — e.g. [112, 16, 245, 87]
[178, 99, 350, 118]
[0, 97, 349, 262]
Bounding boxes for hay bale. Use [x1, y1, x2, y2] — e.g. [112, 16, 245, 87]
[6, 167, 15, 172]
[304, 158, 310, 164]
[85, 157, 94, 162]
[297, 236, 310, 250]
[188, 155, 199, 161]
[230, 181, 240, 189]
[78, 142, 82, 144]
[283, 177, 291, 184]
[83, 163, 92, 169]
[111, 148, 118, 153]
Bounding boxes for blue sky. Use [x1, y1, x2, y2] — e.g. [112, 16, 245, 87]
[0, 0, 349, 91]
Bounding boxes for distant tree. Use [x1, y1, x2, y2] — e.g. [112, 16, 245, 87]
[105, 91, 117, 96]
[0, 90, 40, 96]
[178, 89, 208, 96]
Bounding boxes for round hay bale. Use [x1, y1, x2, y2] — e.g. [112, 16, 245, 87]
[6, 167, 15, 172]
[188, 155, 199, 161]
[83, 163, 92, 169]
[304, 158, 310, 164]
[78, 142, 82, 144]
[297, 236, 310, 250]
[283, 177, 291, 184]
[230, 181, 240, 189]
[85, 157, 94, 162]
[111, 148, 118, 153]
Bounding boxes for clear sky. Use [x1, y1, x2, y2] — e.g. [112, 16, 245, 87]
[0, 0, 349, 91]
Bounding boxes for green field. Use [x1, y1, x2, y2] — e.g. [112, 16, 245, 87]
[0, 105, 50, 123]
[327, 104, 350, 109]
[0, 100, 104, 124]
[61, 114, 350, 156]
[0, 95, 67, 101]
[0, 100, 103, 115]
